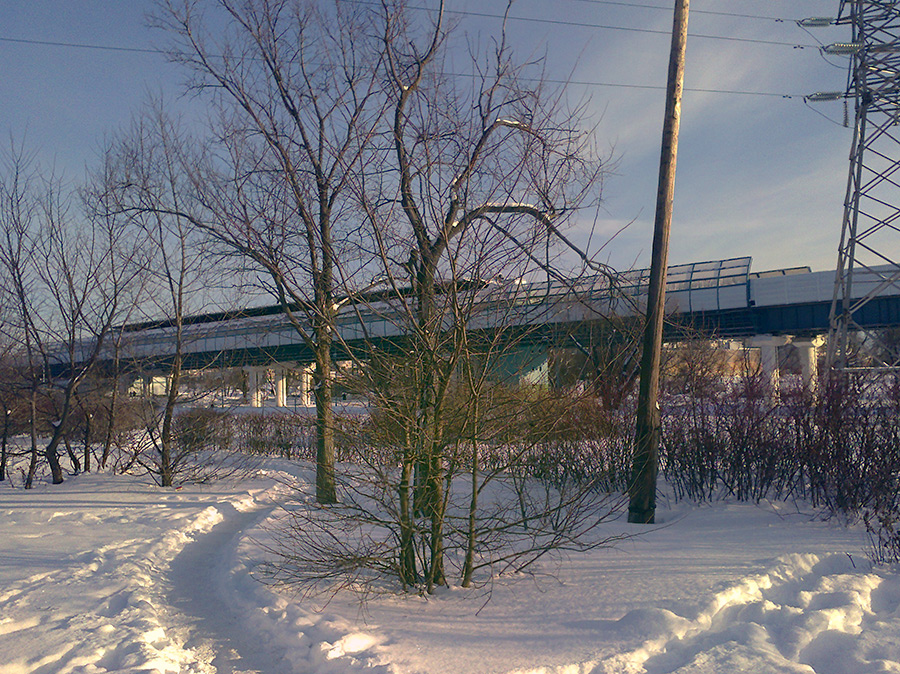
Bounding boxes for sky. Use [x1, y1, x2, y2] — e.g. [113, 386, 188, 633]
[0, 1, 854, 274]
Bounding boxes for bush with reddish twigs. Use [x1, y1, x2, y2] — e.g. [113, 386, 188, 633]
[659, 371, 900, 532]
[175, 408, 375, 464]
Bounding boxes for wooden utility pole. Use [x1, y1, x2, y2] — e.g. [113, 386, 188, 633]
[628, 0, 690, 524]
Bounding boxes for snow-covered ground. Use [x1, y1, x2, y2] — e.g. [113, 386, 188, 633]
[1, 460, 897, 674]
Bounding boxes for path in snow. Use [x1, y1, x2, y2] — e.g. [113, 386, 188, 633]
[163, 466, 394, 674]
[6, 468, 900, 674]
[0, 474, 286, 674]
[0, 484, 228, 673]
[167, 499, 282, 674]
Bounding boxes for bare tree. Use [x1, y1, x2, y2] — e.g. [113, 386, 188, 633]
[0, 235, 25, 483]
[77, 178, 147, 473]
[252, 0, 612, 593]
[0, 147, 63, 486]
[0, 142, 146, 486]
[356, 0, 606, 591]
[32, 185, 145, 483]
[0, 342, 24, 482]
[99, 107, 219, 487]
[149, 0, 386, 503]
[263, 275, 630, 597]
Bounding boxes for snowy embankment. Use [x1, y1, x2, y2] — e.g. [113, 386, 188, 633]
[1, 464, 898, 674]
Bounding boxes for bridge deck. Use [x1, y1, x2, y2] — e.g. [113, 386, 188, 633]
[60, 257, 900, 372]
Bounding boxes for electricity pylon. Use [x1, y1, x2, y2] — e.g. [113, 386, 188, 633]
[823, 1, 900, 371]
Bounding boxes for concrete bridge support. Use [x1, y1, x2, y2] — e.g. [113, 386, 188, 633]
[246, 364, 297, 408]
[747, 334, 793, 394]
[794, 335, 825, 390]
[245, 367, 266, 408]
[298, 365, 314, 407]
[274, 366, 288, 408]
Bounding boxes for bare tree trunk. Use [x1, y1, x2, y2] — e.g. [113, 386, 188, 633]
[425, 443, 446, 591]
[461, 398, 480, 588]
[411, 254, 448, 588]
[63, 436, 81, 475]
[100, 369, 122, 470]
[313, 213, 338, 503]
[159, 359, 182, 488]
[25, 388, 38, 489]
[83, 411, 92, 473]
[398, 442, 417, 587]
[0, 409, 9, 481]
[42, 387, 77, 483]
[42, 432, 68, 483]
[313, 338, 337, 503]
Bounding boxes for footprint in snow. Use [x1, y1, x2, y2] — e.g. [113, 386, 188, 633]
[597, 553, 900, 674]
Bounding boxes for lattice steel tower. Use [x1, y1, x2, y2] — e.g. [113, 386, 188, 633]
[825, 0, 900, 371]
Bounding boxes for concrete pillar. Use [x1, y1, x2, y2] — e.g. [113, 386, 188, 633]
[141, 374, 151, 398]
[118, 376, 133, 397]
[747, 334, 793, 394]
[517, 348, 550, 387]
[246, 367, 265, 408]
[298, 365, 314, 407]
[274, 366, 288, 408]
[793, 335, 826, 390]
[147, 375, 170, 396]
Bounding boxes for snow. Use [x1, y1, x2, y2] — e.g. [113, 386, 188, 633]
[1, 461, 898, 674]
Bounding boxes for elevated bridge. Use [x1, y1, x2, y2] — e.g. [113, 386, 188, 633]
[64, 256, 900, 403]
[107, 256, 900, 366]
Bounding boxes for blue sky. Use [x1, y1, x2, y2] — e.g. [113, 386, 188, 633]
[0, 1, 853, 273]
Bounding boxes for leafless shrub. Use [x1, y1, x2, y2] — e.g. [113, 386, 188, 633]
[660, 364, 900, 522]
[260, 457, 628, 598]
[257, 384, 630, 597]
[484, 394, 633, 493]
[116, 407, 263, 486]
[180, 408, 372, 464]
[865, 492, 900, 565]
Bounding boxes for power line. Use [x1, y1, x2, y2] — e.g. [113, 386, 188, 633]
[340, 0, 820, 49]
[568, 0, 788, 23]
[0, 35, 159, 55]
[0, 3, 823, 58]
[535, 75, 801, 98]
[443, 8, 816, 48]
[0, 35, 804, 99]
